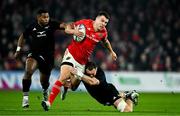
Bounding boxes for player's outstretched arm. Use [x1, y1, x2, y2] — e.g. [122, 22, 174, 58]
[14, 34, 25, 59]
[81, 75, 100, 85]
[102, 38, 117, 61]
[71, 69, 100, 86]
[59, 22, 67, 29]
[64, 23, 84, 37]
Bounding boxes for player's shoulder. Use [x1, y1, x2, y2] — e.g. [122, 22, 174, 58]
[79, 19, 92, 22]
[25, 20, 36, 30]
[97, 67, 105, 74]
[76, 19, 93, 25]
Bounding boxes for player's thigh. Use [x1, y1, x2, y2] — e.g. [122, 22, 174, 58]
[25, 57, 38, 74]
[38, 59, 53, 82]
[58, 64, 73, 83]
[61, 49, 85, 73]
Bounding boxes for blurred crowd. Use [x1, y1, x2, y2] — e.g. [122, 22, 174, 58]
[0, 0, 179, 71]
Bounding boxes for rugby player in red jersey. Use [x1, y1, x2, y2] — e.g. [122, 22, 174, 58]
[41, 11, 117, 111]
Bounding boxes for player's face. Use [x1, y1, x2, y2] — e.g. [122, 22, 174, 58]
[86, 68, 97, 77]
[37, 13, 49, 26]
[95, 15, 109, 31]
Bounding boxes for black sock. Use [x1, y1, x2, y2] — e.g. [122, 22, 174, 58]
[41, 81, 49, 92]
[124, 91, 131, 99]
[22, 79, 31, 93]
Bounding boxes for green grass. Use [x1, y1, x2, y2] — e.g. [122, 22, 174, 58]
[0, 91, 180, 116]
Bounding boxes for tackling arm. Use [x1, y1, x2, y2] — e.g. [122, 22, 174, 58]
[71, 69, 100, 86]
[64, 22, 84, 37]
[81, 75, 100, 85]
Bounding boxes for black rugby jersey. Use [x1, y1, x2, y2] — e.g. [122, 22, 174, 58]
[83, 68, 108, 99]
[23, 20, 63, 56]
[83, 67, 119, 105]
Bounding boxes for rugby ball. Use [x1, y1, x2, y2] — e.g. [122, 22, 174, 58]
[73, 24, 86, 42]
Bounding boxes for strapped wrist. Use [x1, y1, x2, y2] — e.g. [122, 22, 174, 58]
[16, 46, 21, 52]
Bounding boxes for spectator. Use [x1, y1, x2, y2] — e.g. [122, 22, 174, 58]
[0, 0, 179, 72]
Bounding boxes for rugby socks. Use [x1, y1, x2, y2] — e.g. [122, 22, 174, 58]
[22, 79, 31, 93]
[48, 80, 63, 105]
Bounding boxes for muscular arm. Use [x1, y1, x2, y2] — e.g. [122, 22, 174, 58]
[102, 37, 117, 61]
[64, 22, 84, 37]
[59, 22, 67, 29]
[64, 22, 75, 34]
[17, 34, 25, 49]
[71, 71, 100, 86]
[81, 75, 100, 85]
[14, 33, 25, 58]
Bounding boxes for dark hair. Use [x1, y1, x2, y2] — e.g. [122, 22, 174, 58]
[97, 11, 110, 19]
[37, 9, 48, 15]
[85, 62, 97, 71]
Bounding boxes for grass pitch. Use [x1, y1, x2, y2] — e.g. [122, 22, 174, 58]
[0, 90, 180, 116]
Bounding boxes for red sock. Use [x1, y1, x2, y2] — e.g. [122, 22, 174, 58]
[48, 80, 63, 105]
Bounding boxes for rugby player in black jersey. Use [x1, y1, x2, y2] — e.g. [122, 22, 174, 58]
[65, 62, 139, 112]
[14, 9, 82, 108]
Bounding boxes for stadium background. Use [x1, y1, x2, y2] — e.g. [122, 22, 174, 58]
[0, 0, 180, 115]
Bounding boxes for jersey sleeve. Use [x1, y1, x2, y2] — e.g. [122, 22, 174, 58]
[23, 23, 32, 39]
[104, 30, 108, 39]
[102, 28, 108, 40]
[51, 20, 62, 30]
[73, 19, 88, 26]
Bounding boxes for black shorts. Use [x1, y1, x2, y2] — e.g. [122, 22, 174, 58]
[85, 83, 120, 106]
[27, 53, 54, 75]
[98, 83, 120, 106]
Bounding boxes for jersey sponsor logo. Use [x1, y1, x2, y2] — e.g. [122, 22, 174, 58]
[37, 31, 46, 35]
[98, 33, 103, 38]
[86, 34, 99, 42]
[37, 31, 47, 37]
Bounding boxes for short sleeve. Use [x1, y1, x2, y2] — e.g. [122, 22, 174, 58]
[73, 19, 87, 26]
[23, 24, 32, 39]
[104, 28, 108, 39]
[51, 20, 61, 30]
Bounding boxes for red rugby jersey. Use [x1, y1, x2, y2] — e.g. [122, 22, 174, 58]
[68, 19, 107, 65]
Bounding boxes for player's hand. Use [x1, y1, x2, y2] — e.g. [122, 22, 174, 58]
[71, 68, 84, 78]
[73, 29, 84, 38]
[111, 51, 117, 61]
[91, 77, 100, 85]
[71, 68, 77, 75]
[14, 51, 21, 59]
